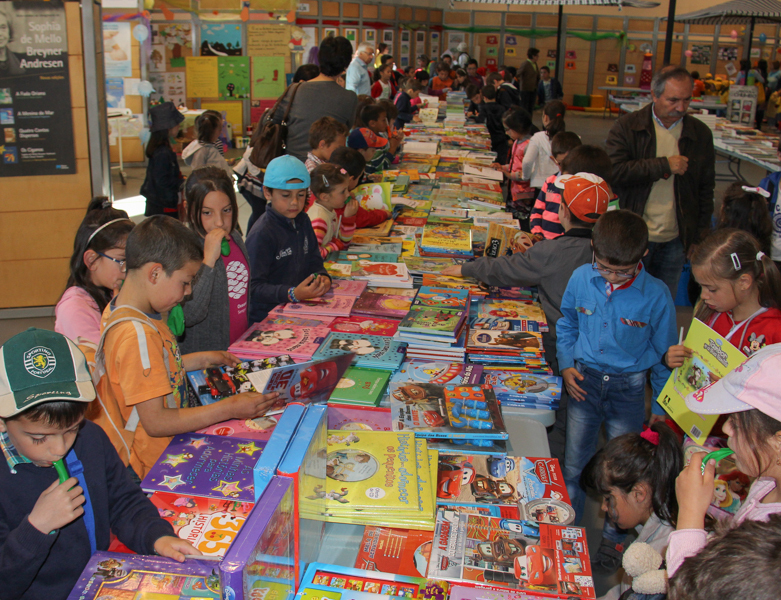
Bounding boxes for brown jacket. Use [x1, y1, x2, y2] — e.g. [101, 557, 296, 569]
[518, 59, 540, 92]
[605, 104, 715, 251]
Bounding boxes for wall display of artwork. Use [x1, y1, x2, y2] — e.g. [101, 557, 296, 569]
[383, 29, 394, 44]
[344, 28, 357, 43]
[365, 29, 376, 43]
[690, 44, 712, 65]
[201, 22, 242, 56]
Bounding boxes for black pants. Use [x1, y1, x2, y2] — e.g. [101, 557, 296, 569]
[520, 90, 536, 115]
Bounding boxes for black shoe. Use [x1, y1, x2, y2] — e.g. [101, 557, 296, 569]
[591, 537, 625, 574]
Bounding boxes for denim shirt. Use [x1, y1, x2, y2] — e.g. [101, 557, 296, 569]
[556, 263, 676, 398]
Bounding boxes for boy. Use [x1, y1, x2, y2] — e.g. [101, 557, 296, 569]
[346, 127, 389, 173]
[497, 67, 521, 111]
[330, 146, 391, 229]
[305, 116, 349, 173]
[536, 66, 563, 105]
[99, 216, 280, 478]
[475, 85, 509, 162]
[465, 59, 483, 90]
[361, 104, 403, 173]
[247, 155, 331, 324]
[465, 84, 482, 119]
[0, 328, 200, 599]
[556, 209, 676, 522]
[394, 79, 422, 130]
[430, 61, 453, 98]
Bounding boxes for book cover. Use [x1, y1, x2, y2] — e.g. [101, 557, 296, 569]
[428, 510, 595, 598]
[390, 360, 483, 386]
[327, 404, 393, 432]
[399, 308, 465, 336]
[67, 551, 221, 600]
[467, 330, 542, 353]
[339, 251, 401, 264]
[355, 219, 394, 238]
[483, 223, 519, 259]
[350, 243, 403, 254]
[388, 383, 508, 440]
[474, 300, 547, 325]
[186, 356, 296, 405]
[197, 416, 279, 442]
[280, 296, 356, 317]
[329, 367, 391, 406]
[229, 323, 331, 359]
[263, 314, 337, 327]
[142, 434, 265, 502]
[402, 258, 460, 275]
[254, 404, 306, 501]
[325, 262, 354, 278]
[149, 492, 254, 557]
[314, 332, 407, 371]
[421, 223, 473, 254]
[330, 279, 369, 297]
[351, 262, 411, 282]
[683, 438, 749, 518]
[480, 371, 562, 406]
[412, 287, 470, 310]
[330, 316, 401, 337]
[354, 527, 435, 577]
[220, 476, 296, 600]
[658, 319, 747, 443]
[353, 293, 413, 319]
[354, 182, 393, 213]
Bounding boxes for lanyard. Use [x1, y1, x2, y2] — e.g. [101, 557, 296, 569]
[711, 307, 768, 350]
[64, 449, 97, 555]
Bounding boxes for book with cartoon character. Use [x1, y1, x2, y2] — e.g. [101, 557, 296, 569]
[197, 415, 279, 442]
[327, 404, 393, 432]
[278, 296, 356, 318]
[67, 551, 222, 600]
[329, 316, 401, 338]
[229, 323, 331, 360]
[390, 360, 483, 386]
[388, 383, 508, 441]
[398, 307, 466, 339]
[328, 367, 391, 407]
[473, 299, 548, 329]
[420, 223, 473, 257]
[480, 369, 562, 408]
[354, 526, 435, 578]
[141, 433, 265, 502]
[149, 492, 254, 557]
[186, 356, 296, 406]
[466, 330, 544, 356]
[353, 182, 393, 213]
[313, 332, 407, 371]
[352, 292, 413, 319]
[412, 287, 470, 310]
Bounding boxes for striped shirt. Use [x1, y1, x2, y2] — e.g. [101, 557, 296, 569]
[529, 174, 565, 240]
[307, 201, 357, 259]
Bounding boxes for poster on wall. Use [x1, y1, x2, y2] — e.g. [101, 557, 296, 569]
[103, 22, 132, 77]
[218, 56, 249, 99]
[247, 24, 289, 57]
[0, 0, 76, 177]
[302, 26, 317, 63]
[690, 44, 711, 65]
[416, 31, 425, 45]
[447, 32, 464, 53]
[252, 56, 285, 99]
[365, 29, 375, 44]
[383, 29, 393, 44]
[106, 78, 125, 109]
[430, 31, 439, 57]
[718, 46, 738, 61]
[151, 23, 193, 69]
[201, 22, 242, 56]
[728, 85, 758, 126]
[165, 72, 186, 107]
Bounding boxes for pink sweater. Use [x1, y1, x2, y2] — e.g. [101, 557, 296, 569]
[666, 477, 781, 575]
[54, 286, 102, 345]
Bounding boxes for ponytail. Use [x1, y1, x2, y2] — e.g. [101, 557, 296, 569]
[543, 100, 566, 139]
[581, 422, 682, 525]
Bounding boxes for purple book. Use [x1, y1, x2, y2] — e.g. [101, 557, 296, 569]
[141, 433, 265, 502]
[220, 476, 296, 600]
[67, 551, 221, 600]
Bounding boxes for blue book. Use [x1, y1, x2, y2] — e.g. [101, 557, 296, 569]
[480, 370, 562, 406]
[312, 332, 407, 371]
[253, 404, 306, 501]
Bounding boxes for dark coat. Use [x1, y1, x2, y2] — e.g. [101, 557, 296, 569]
[537, 78, 563, 105]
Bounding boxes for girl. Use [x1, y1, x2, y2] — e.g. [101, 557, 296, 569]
[581, 422, 682, 598]
[451, 68, 468, 92]
[307, 164, 358, 259]
[182, 111, 234, 179]
[371, 63, 397, 100]
[667, 228, 781, 365]
[55, 198, 135, 344]
[716, 183, 773, 255]
[668, 344, 781, 576]
[493, 108, 534, 220]
[181, 166, 251, 354]
[522, 100, 566, 190]
[140, 101, 184, 217]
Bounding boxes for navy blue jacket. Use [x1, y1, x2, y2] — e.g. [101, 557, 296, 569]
[246, 206, 329, 324]
[394, 91, 417, 130]
[537, 78, 563, 105]
[0, 421, 174, 600]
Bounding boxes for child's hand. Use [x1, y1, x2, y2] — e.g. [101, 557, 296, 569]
[203, 228, 228, 268]
[676, 452, 717, 530]
[393, 129, 404, 142]
[344, 198, 359, 219]
[412, 115, 421, 123]
[510, 170, 523, 182]
[153, 536, 201, 563]
[440, 265, 463, 277]
[227, 392, 281, 419]
[561, 367, 587, 401]
[294, 274, 329, 301]
[187, 351, 241, 370]
[28, 477, 85, 534]
[665, 344, 692, 368]
[389, 138, 401, 154]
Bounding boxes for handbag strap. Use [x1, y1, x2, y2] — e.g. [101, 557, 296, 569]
[279, 82, 302, 125]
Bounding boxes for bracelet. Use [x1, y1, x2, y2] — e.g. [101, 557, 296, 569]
[288, 287, 299, 303]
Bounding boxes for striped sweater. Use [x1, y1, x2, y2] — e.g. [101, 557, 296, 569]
[529, 174, 566, 240]
[307, 201, 356, 259]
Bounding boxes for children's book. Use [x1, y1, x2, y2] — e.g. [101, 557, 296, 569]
[263, 314, 337, 327]
[388, 383, 508, 441]
[229, 323, 331, 360]
[253, 405, 306, 501]
[280, 296, 356, 317]
[351, 261, 412, 284]
[220, 476, 297, 600]
[413, 287, 470, 310]
[480, 370, 562, 406]
[390, 360, 483, 386]
[197, 415, 279, 442]
[483, 223, 519, 258]
[683, 437, 749, 518]
[428, 510, 595, 598]
[149, 492, 254, 557]
[399, 308, 466, 337]
[325, 262, 354, 278]
[372, 287, 418, 298]
[658, 319, 747, 444]
[463, 164, 504, 182]
[67, 551, 221, 600]
[355, 219, 394, 238]
[327, 404, 393, 432]
[466, 330, 543, 354]
[339, 251, 401, 264]
[330, 316, 401, 337]
[330, 279, 369, 297]
[329, 366, 391, 406]
[350, 243, 403, 254]
[354, 182, 394, 213]
[402, 257, 460, 275]
[353, 292, 413, 318]
[142, 433, 265, 502]
[187, 356, 296, 406]
[474, 300, 547, 325]
[420, 223, 473, 256]
[354, 527, 435, 578]
[314, 332, 407, 371]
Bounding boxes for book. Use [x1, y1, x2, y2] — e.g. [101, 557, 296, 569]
[683, 438, 749, 518]
[325, 262, 354, 278]
[330, 316, 401, 337]
[480, 370, 562, 406]
[351, 262, 413, 288]
[229, 323, 331, 360]
[352, 292, 413, 319]
[388, 383, 508, 441]
[390, 360, 483, 386]
[186, 356, 296, 406]
[197, 415, 279, 442]
[412, 287, 470, 310]
[398, 308, 466, 339]
[329, 367, 391, 406]
[428, 510, 595, 598]
[467, 330, 543, 354]
[483, 223, 519, 258]
[339, 251, 401, 264]
[658, 319, 746, 444]
[350, 243, 403, 254]
[421, 223, 473, 257]
[463, 164, 504, 182]
[314, 332, 407, 371]
[354, 527, 435, 577]
[279, 296, 356, 317]
[353, 182, 393, 213]
[67, 551, 221, 600]
[327, 404, 393, 431]
[149, 492, 254, 556]
[474, 299, 547, 326]
[253, 404, 306, 500]
[331, 279, 369, 296]
[141, 434, 265, 502]
[262, 314, 337, 327]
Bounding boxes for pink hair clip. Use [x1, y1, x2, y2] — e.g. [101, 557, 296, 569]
[339, 168, 348, 176]
[640, 428, 660, 445]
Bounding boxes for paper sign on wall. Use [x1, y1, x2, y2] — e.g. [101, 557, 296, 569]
[252, 56, 286, 99]
[185, 56, 219, 97]
[106, 78, 125, 109]
[103, 22, 132, 77]
[247, 24, 290, 56]
[165, 73, 186, 107]
[218, 56, 250, 99]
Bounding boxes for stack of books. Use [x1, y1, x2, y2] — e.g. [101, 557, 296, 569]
[396, 287, 469, 361]
[481, 368, 563, 410]
[313, 331, 407, 371]
[275, 295, 356, 318]
[229, 322, 331, 361]
[352, 291, 413, 319]
[351, 261, 414, 289]
[420, 222, 474, 259]
[328, 366, 391, 407]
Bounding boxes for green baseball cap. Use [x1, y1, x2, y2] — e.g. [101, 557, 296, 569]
[0, 328, 95, 419]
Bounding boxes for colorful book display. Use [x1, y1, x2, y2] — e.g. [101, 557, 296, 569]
[329, 367, 391, 407]
[313, 332, 407, 371]
[390, 360, 483, 386]
[329, 316, 401, 337]
[327, 404, 393, 432]
[186, 356, 296, 406]
[354, 527, 435, 577]
[229, 323, 331, 360]
[353, 292, 413, 319]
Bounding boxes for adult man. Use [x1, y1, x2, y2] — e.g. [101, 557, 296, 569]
[537, 65, 562, 105]
[346, 43, 374, 96]
[466, 59, 483, 90]
[606, 66, 715, 297]
[518, 47, 540, 114]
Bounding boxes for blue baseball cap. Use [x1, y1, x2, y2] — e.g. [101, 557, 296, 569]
[264, 155, 311, 189]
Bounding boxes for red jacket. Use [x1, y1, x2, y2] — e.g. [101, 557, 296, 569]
[336, 205, 390, 229]
[371, 80, 397, 99]
[708, 307, 781, 356]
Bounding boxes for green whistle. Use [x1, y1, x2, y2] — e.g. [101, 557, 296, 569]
[701, 448, 734, 474]
[53, 459, 69, 483]
[221, 238, 230, 256]
[167, 304, 185, 336]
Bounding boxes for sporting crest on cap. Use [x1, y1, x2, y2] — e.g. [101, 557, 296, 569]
[23, 346, 56, 379]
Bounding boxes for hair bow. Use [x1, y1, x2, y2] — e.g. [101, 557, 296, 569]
[640, 428, 660, 446]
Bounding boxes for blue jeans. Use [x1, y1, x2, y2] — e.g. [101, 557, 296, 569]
[643, 238, 686, 300]
[564, 363, 647, 523]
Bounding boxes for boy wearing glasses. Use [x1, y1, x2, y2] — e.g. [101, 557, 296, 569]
[557, 208, 676, 525]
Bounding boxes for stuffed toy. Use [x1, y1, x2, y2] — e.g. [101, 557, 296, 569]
[617, 541, 667, 600]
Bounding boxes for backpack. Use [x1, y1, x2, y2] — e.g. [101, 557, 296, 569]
[247, 82, 303, 180]
[78, 305, 177, 467]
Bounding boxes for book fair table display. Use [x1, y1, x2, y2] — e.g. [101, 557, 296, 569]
[68, 115, 607, 600]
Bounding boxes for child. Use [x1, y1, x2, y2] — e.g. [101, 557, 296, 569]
[371, 62, 397, 100]
[377, 99, 401, 137]
[307, 163, 358, 259]
[56, 198, 134, 345]
[246, 155, 331, 324]
[430, 61, 454, 98]
[329, 146, 391, 229]
[522, 100, 566, 190]
[691, 70, 706, 97]
[352, 95, 375, 129]
[181, 166, 250, 354]
[97, 216, 280, 478]
[450, 68, 469, 92]
[347, 127, 389, 173]
[361, 104, 402, 172]
[557, 209, 677, 522]
[465, 84, 482, 119]
[0, 328, 201, 599]
[667, 345, 781, 576]
[182, 111, 233, 179]
[581, 422, 682, 594]
[497, 67, 521, 111]
[394, 79, 422, 130]
[413, 70, 431, 99]
[305, 116, 349, 173]
[717, 183, 773, 256]
[140, 102, 184, 218]
[493, 108, 534, 218]
[475, 85, 509, 163]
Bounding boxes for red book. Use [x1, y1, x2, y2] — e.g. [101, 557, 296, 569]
[330, 316, 400, 337]
[355, 526, 435, 578]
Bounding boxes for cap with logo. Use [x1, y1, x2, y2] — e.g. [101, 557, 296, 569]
[263, 155, 311, 190]
[347, 128, 388, 150]
[0, 328, 95, 419]
[554, 172, 613, 223]
[684, 344, 781, 423]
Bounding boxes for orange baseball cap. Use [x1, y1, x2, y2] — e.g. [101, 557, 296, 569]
[554, 173, 613, 223]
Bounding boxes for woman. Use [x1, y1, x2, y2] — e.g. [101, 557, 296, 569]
[0, 9, 24, 75]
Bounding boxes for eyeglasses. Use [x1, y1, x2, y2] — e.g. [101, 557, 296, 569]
[97, 251, 127, 273]
[591, 253, 638, 279]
